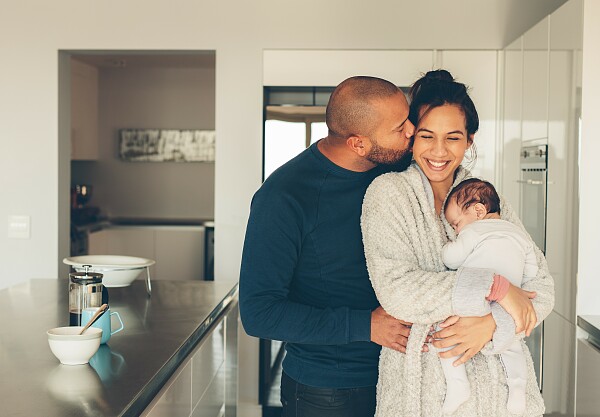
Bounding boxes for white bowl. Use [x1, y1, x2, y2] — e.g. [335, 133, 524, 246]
[63, 255, 155, 287]
[47, 326, 102, 365]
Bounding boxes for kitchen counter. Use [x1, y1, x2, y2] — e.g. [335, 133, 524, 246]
[578, 315, 600, 345]
[0, 278, 237, 417]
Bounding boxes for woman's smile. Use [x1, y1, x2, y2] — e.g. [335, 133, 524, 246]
[425, 159, 450, 170]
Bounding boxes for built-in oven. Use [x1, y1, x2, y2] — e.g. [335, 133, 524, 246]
[518, 144, 548, 390]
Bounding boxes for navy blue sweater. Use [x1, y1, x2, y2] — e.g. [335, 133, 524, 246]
[239, 143, 385, 388]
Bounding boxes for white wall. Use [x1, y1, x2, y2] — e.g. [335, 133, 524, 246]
[72, 64, 215, 220]
[577, 0, 600, 315]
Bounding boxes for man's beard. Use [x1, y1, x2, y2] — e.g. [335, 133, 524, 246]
[366, 139, 412, 171]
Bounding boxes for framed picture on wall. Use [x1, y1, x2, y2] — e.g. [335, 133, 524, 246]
[119, 129, 215, 162]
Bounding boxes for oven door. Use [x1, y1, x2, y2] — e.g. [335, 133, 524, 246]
[518, 169, 547, 252]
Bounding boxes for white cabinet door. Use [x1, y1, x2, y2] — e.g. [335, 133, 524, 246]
[501, 37, 523, 213]
[89, 226, 205, 281]
[547, 0, 582, 324]
[145, 361, 193, 417]
[542, 311, 575, 416]
[105, 227, 155, 260]
[155, 227, 204, 281]
[88, 229, 108, 255]
[93, 227, 156, 280]
[522, 17, 549, 141]
[71, 58, 98, 160]
[438, 51, 498, 183]
[576, 338, 600, 417]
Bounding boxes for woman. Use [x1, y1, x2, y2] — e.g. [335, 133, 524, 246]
[361, 70, 554, 417]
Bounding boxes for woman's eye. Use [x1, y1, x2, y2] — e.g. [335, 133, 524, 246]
[447, 137, 460, 141]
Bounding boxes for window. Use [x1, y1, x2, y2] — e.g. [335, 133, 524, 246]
[263, 87, 333, 180]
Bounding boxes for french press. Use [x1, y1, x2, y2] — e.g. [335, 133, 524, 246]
[69, 265, 109, 326]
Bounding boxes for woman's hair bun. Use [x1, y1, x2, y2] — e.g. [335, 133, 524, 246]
[423, 69, 455, 83]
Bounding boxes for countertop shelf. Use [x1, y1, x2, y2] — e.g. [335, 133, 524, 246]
[72, 218, 214, 233]
[0, 278, 237, 417]
[578, 315, 600, 346]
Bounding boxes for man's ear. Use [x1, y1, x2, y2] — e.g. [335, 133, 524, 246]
[346, 135, 368, 157]
[474, 202, 487, 219]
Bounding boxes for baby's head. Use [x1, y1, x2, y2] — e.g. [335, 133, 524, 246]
[444, 178, 501, 234]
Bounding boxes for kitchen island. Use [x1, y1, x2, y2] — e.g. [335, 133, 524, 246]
[0, 278, 238, 417]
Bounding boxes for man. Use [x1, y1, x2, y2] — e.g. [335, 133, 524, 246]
[240, 76, 415, 417]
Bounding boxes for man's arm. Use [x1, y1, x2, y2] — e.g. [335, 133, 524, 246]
[239, 187, 409, 349]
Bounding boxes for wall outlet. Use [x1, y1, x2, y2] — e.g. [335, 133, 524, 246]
[8, 215, 30, 239]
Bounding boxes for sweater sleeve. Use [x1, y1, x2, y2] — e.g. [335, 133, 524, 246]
[361, 175, 494, 325]
[442, 228, 479, 270]
[239, 186, 371, 345]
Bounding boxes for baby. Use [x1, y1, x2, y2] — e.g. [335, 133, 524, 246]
[439, 178, 538, 416]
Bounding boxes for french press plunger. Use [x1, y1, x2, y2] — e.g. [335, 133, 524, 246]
[68, 265, 109, 326]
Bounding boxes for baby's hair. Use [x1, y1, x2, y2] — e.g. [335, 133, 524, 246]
[445, 178, 501, 215]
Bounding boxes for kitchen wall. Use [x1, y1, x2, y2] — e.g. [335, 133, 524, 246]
[72, 61, 215, 220]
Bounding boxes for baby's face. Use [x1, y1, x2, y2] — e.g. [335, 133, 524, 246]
[445, 200, 479, 234]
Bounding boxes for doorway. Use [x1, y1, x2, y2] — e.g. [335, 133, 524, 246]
[58, 50, 216, 281]
[260, 86, 332, 414]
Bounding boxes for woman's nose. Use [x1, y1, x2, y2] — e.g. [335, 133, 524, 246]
[430, 139, 448, 156]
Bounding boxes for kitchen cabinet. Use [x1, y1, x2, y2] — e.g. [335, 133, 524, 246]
[499, 4, 583, 415]
[576, 337, 600, 417]
[88, 225, 205, 280]
[143, 302, 238, 417]
[542, 311, 576, 416]
[155, 227, 205, 282]
[522, 17, 549, 142]
[547, 0, 582, 324]
[71, 58, 99, 160]
[501, 37, 523, 212]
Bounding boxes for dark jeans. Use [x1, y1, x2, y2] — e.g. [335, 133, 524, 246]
[280, 372, 376, 417]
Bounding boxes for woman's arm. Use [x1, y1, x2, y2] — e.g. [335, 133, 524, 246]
[361, 175, 495, 325]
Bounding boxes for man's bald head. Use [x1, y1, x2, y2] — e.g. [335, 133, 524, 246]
[326, 76, 402, 139]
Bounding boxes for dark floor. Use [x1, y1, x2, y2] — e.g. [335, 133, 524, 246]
[263, 341, 284, 417]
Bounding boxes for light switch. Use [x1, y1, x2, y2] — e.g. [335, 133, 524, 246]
[8, 215, 30, 239]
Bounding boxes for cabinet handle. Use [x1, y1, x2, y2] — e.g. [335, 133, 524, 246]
[516, 179, 544, 185]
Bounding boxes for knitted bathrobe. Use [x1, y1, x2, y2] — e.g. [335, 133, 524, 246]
[361, 164, 554, 417]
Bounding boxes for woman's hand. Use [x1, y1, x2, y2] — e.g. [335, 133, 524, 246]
[497, 284, 537, 336]
[431, 314, 496, 366]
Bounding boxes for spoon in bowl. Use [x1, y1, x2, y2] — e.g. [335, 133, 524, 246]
[79, 304, 109, 335]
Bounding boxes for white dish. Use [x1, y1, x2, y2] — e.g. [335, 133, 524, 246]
[63, 255, 155, 287]
[47, 326, 102, 365]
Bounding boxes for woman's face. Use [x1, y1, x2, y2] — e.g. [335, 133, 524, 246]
[412, 104, 473, 187]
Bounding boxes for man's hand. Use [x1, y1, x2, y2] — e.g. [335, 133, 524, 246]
[431, 314, 496, 366]
[498, 284, 537, 336]
[371, 306, 415, 353]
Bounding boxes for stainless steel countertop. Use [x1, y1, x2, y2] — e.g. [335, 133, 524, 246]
[578, 315, 600, 345]
[0, 278, 238, 417]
